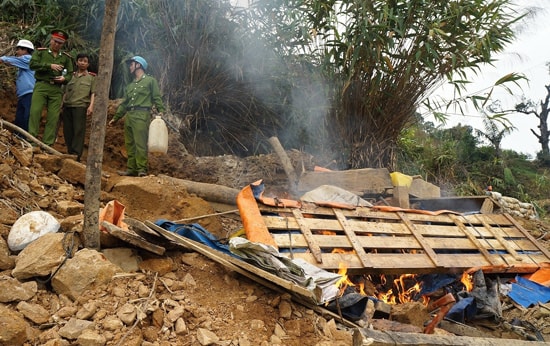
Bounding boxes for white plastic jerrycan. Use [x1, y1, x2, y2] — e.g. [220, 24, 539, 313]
[148, 116, 168, 154]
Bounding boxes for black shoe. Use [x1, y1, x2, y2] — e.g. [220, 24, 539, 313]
[117, 170, 137, 176]
[137, 171, 147, 177]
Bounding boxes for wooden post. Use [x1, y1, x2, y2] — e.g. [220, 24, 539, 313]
[392, 185, 410, 208]
[268, 136, 298, 192]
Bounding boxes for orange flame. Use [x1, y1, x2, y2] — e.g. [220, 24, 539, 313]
[334, 263, 355, 296]
[332, 248, 356, 255]
[376, 274, 425, 305]
[461, 272, 474, 292]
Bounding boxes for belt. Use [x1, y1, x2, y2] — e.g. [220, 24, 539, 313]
[128, 106, 151, 111]
[37, 80, 61, 86]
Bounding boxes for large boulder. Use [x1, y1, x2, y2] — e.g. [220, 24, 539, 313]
[51, 248, 123, 301]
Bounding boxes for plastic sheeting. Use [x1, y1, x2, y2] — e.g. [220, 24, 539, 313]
[508, 276, 550, 308]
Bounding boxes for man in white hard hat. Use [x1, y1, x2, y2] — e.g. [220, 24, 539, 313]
[0, 39, 35, 132]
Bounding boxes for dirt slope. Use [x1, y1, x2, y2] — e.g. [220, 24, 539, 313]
[0, 87, 357, 345]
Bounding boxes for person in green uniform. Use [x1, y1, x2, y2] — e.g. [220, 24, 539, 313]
[28, 29, 74, 146]
[108, 56, 165, 177]
[62, 52, 96, 161]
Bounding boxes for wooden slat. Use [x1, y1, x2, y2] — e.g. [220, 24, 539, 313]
[271, 234, 539, 253]
[101, 221, 165, 255]
[332, 209, 373, 267]
[396, 211, 440, 267]
[264, 215, 526, 238]
[448, 214, 503, 266]
[143, 221, 319, 303]
[261, 204, 516, 225]
[474, 214, 523, 261]
[280, 252, 545, 275]
[503, 213, 550, 259]
[258, 205, 550, 274]
[291, 209, 323, 263]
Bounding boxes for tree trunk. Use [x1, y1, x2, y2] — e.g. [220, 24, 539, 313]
[82, 0, 120, 249]
[538, 85, 550, 158]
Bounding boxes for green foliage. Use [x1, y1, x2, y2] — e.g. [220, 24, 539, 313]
[397, 121, 550, 204]
[249, 0, 524, 169]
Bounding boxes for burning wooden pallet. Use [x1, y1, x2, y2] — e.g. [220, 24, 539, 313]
[258, 204, 550, 275]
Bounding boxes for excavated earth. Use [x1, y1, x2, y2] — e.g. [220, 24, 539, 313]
[1, 81, 550, 345]
[0, 84, 353, 346]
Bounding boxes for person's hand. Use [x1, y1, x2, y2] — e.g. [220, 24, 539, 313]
[51, 64, 64, 72]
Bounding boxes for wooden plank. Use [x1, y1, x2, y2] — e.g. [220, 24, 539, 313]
[291, 209, 323, 263]
[396, 211, 440, 267]
[449, 214, 503, 266]
[264, 215, 527, 239]
[391, 185, 410, 208]
[502, 213, 550, 259]
[271, 234, 539, 253]
[480, 198, 494, 214]
[101, 221, 165, 255]
[279, 252, 545, 274]
[143, 220, 319, 303]
[332, 208, 373, 267]
[474, 214, 523, 261]
[352, 327, 550, 346]
[262, 204, 515, 226]
[258, 205, 550, 274]
[297, 168, 393, 195]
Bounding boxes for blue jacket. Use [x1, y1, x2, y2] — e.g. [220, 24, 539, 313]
[1, 54, 35, 97]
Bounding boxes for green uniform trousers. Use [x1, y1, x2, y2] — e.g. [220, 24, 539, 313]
[124, 110, 150, 174]
[62, 106, 87, 160]
[29, 81, 63, 146]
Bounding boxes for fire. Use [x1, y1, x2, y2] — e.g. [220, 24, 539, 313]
[461, 271, 474, 292]
[375, 274, 425, 305]
[335, 262, 355, 296]
[335, 268, 425, 305]
[332, 248, 356, 255]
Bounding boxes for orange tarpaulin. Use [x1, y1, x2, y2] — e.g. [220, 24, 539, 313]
[236, 182, 279, 249]
[525, 264, 550, 287]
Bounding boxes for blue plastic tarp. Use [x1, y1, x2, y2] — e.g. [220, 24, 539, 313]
[507, 276, 550, 308]
[154, 219, 236, 257]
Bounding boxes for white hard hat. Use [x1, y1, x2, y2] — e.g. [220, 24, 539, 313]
[16, 39, 34, 51]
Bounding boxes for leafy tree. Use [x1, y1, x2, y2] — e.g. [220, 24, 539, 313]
[251, 0, 525, 169]
[475, 114, 515, 160]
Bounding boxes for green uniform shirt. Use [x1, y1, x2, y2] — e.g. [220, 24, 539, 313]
[64, 71, 96, 107]
[30, 48, 73, 84]
[113, 74, 165, 121]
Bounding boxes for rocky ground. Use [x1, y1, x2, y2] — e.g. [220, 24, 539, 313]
[0, 84, 353, 346]
[1, 82, 550, 346]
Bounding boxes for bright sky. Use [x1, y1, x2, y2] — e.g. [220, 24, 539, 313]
[426, 0, 550, 158]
